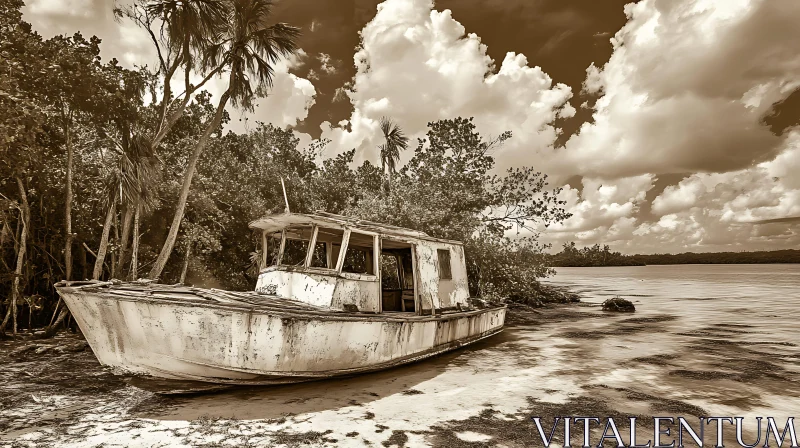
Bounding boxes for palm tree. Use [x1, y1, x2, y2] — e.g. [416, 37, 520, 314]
[148, 0, 300, 280]
[115, 133, 160, 279]
[128, 136, 161, 280]
[143, 0, 228, 146]
[378, 116, 409, 189]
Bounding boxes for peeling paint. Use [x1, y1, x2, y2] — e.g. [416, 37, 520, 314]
[58, 285, 505, 385]
[54, 213, 506, 385]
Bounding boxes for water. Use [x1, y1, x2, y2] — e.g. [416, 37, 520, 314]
[4, 264, 800, 446]
[544, 264, 800, 419]
[547, 264, 800, 341]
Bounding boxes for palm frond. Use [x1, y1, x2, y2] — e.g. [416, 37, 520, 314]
[378, 117, 409, 173]
[147, 0, 228, 65]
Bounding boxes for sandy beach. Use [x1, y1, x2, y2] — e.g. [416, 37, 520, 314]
[4, 266, 799, 448]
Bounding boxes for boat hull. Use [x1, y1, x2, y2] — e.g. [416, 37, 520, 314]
[56, 284, 506, 385]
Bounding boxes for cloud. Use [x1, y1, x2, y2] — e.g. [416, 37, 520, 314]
[26, 0, 95, 18]
[544, 131, 800, 253]
[24, 0, 156, 69]
[320, 0, 574, 167]
[285, 49, 309, 70]
[536, 0, 800, 252]
[559, 0, 800, 178]
[317, 53, 338, 74]
[225, 59, 317, 132]
[541, 174, 655, 246]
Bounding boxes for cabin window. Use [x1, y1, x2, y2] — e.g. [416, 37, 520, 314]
[282, 238, 309, 266]
[313, 227, 346, 269]
[275, 226, 316, 266]
[308, 242, 328, 268]
[261, 233, 282, 268]
[437, 248, 452, 280]
[341, 231, 375, 275]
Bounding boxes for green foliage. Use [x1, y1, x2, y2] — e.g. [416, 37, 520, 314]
[0, 0, 570, 331]
[346, 117, 570, 301]
[549, 242, 645, 267]
[548, 243, 800, 267]
[378, 116, 409, 175]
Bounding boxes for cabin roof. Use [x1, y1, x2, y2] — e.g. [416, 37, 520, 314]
[248, 212, 462, 245]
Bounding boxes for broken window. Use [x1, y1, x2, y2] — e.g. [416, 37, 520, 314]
[342, 232, 375, 275]
[308, 241, 328, 268]
[314, 227, 345, 269]
[437, 248, 452, 280]
[260, 233, 282, 268]
[282, 238, 309, 266]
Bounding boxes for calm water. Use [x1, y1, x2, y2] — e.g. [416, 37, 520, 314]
[544, 264, 800, 423]
[546, 264, 800, 340]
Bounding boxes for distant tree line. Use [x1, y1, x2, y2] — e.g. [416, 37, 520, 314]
[548, 243, 645, 267]
[548, 242, 800, 267]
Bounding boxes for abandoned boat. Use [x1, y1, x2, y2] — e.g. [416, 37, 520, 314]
[54, 212, 506, 385]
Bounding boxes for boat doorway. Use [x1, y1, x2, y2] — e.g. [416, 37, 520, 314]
[380, 240, 416, 313]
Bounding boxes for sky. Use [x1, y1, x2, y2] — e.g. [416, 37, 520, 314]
[22, 0, 800, 254]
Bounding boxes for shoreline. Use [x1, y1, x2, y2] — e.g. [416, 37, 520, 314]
[2, 292, 793, 447]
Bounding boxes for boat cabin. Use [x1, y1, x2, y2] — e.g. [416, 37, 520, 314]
[249, 212, 470, 315]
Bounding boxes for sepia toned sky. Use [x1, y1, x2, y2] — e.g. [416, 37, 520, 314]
[23, 0, 800, 253]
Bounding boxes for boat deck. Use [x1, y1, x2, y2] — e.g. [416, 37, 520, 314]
[55, 280, 504, 322]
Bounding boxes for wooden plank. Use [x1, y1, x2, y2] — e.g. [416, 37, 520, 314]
[374, 235, 381, 313]
[325, 241, 333, 269]
[261, 230, 268, 268]
[276, 230, 287, 265]
[304, 225, 319, 267]
[335, 229, 351, 272]
[411, 244, 422, 315]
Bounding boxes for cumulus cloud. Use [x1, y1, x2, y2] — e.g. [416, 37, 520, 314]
[225, 59, 317, 132]
[560, 0, 800, 178]
[538, 0, 800, 252]
[23, 0, 800, 253]
[24, 0, 155, 68]
[317, 53, 338, 74]
[26, 0, 95, 18]
[639, 132, 800, 248]
[320, 0, 574, 167]
[544, 132, 800, 253]
[541, 174, 655, 246]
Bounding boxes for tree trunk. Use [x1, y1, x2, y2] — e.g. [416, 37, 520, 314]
[13, 214, 19, 259]
[44, 307, 69, 338]
[80, 239, 88, 280]
[0, 307, 10, 334]
[111, 207, 119, 278]
[118, 206, 134, 278]
[130, 203, 140, 280]
[151, 59, 225, 149]
[179, 239, 192, 284]
[148, 90, 231, 280]
[93, 199, 117, 280]
[49, 298, 61, 326]
[0, 178, 29, 336]
[64, 125, 74, 281]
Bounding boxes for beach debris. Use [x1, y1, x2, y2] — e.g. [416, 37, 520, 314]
[602, 297, 636, 312]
